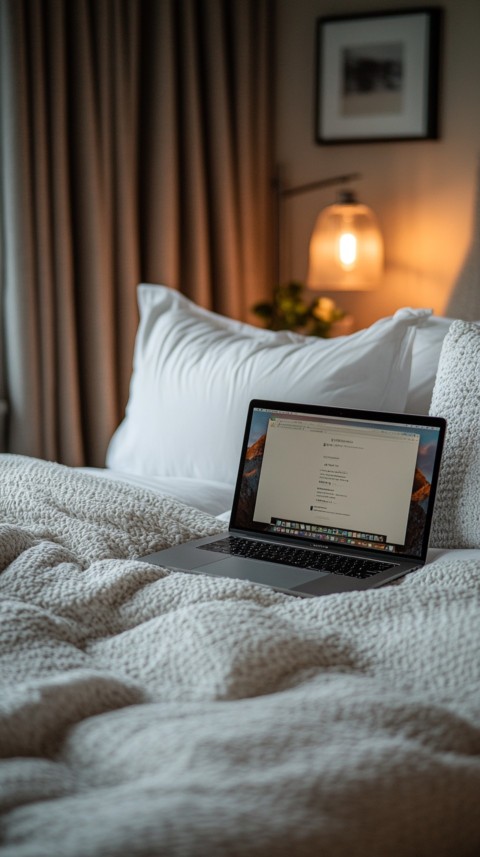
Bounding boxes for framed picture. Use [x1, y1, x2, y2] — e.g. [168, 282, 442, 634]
[316, 8, 442, 144]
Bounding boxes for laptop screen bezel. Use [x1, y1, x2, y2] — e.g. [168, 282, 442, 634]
[228, 399, 446, 563]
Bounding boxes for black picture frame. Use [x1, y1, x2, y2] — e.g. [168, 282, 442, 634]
[316, 8, 442, 144]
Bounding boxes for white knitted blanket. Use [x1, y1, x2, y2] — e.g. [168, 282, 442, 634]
[0, 455, 479, 857]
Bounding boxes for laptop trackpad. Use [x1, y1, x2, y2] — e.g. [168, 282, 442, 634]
[197, 557, 326, 589]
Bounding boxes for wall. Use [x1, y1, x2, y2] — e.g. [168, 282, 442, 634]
[275, 0, 480, 329]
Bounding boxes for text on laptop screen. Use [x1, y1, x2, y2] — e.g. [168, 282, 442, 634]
[232, 406, 443, 559]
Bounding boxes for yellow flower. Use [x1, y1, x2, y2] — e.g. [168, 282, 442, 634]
[312, 297, 337, 323]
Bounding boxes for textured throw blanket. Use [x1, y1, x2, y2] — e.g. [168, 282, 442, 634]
[0, 455, 479, 857]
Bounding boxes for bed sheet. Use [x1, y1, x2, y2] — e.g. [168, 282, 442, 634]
[79, 467, 234, 518]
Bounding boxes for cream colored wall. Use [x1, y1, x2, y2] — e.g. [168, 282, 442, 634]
[276, 0, 480, 329]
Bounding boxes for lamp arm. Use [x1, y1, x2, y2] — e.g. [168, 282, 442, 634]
[273, 168, 362, 287]
[280, 172, 361, 199]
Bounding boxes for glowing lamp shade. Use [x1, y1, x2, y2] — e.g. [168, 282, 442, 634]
[306, 191, 384, 290]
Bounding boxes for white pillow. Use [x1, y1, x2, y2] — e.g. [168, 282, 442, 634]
[429, 321, 480, 548]
[106, 285, 431, 485]
[405, 315, 454, 413]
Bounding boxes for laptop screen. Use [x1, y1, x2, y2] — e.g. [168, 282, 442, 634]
[230, 401, 445, 561]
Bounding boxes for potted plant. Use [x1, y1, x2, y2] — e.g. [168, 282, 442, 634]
[252, 281, 346, 338]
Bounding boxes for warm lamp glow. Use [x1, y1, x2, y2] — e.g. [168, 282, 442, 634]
[339, 232, 357, 268]
[307, 191, 384, 290]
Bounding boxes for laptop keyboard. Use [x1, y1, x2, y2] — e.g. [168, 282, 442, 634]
[200, 536, 394, 580]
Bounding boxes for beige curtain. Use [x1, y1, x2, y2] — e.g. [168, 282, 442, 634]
[0, 0, 274, 466]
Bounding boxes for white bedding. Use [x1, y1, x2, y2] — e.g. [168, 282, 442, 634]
[1, 455, 479, 857]
[79, 467, 234, 518]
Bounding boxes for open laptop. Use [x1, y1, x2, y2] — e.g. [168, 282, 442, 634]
[141, 400, 446, 597]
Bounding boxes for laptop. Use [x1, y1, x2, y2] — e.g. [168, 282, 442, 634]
[140, 399, 446, 597]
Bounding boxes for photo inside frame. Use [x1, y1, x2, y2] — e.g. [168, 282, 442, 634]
[341, 42, 404, 117]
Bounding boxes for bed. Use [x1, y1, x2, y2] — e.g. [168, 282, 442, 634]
[1, 285, 479, 857]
